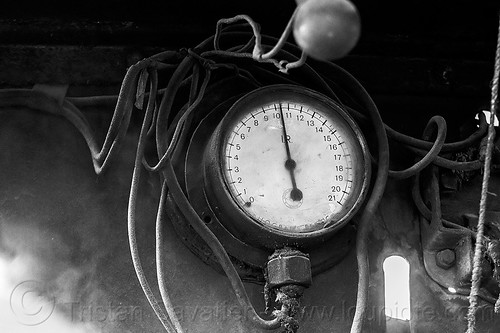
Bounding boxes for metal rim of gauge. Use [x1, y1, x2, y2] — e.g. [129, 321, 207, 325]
[203, 84, 371, 248]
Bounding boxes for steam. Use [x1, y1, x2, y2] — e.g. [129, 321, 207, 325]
[0, 109, 162, 333]
[0, 223, 99, 332]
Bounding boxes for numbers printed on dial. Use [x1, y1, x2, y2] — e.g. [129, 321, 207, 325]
[222, 101, 357, 233]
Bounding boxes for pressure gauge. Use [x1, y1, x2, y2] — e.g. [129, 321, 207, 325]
[203, 84, 370, 246]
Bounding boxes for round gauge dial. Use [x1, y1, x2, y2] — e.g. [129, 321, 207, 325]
[207, 85, 370, 236]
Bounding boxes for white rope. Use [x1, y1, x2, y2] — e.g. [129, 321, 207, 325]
[466, 13, 500, 333]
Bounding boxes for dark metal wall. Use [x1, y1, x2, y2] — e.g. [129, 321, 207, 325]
[1, 0, 499, 134]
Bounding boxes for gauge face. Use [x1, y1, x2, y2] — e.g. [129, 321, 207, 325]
[215, 85, 370, 234]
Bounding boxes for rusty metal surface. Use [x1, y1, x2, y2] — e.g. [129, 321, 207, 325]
[0, 44, 494, 96]
[0, 45, 162, 88]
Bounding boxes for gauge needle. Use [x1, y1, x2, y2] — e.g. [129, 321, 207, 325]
[278, 103, 303, 201]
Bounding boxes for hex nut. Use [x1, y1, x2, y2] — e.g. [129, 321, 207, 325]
[436, 249, 456, 269]
[267, 255, 312, 289]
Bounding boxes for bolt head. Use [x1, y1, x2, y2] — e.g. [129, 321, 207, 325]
[436, 249, 456, 269]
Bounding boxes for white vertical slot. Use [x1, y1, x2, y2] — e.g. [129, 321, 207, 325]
[383, 255, 411, 321]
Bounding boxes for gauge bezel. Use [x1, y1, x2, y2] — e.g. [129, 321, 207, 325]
[204, 84, 371, 248]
